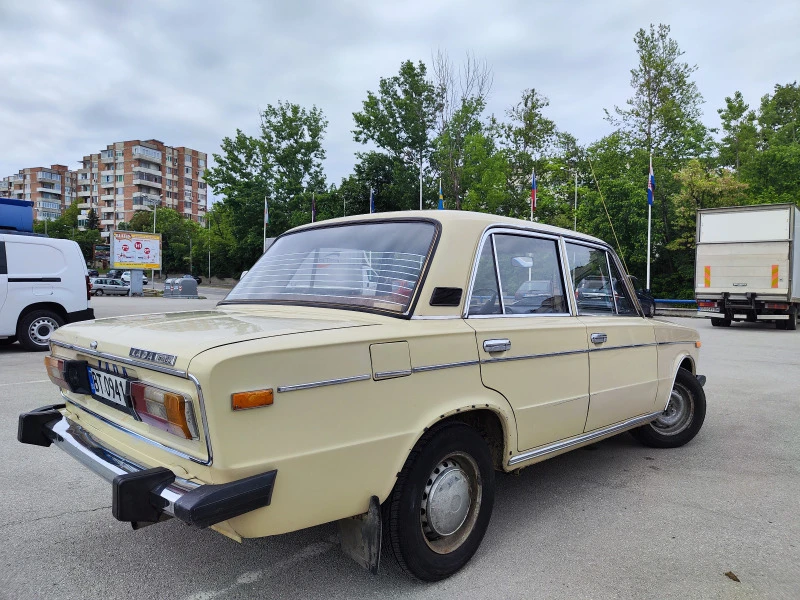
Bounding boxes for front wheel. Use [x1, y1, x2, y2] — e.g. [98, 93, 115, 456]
[631, 368, 706, 448]
[17, 310, 64, 351]
[95, 289, 104, 296]
[384, 422, 495, 581]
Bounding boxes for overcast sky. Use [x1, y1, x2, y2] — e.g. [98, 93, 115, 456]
[1, 0, 798, 193]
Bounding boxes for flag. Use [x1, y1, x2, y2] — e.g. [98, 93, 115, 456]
[311, 192, 316, 223]
[438, 179, 444, 210]
[369, 187, 375, 214]
[647, 157, 655, 206]
[530, 168, 537, 212]
[264, 196, 269, 224]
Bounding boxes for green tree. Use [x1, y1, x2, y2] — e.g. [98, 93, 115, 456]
[717, 91, 757, 172]
[352, 60, 438, 209]
[86, 208, 99, 230]
[205, 102, 329, 273]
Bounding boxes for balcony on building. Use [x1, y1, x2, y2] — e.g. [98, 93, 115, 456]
[133, 162, 162, 175]
[133, 177, 162, 189]
[77, 190, 92, 198]
[37, 172, 62, 183]
[132, 192, 160, 211]
[100, 206, 115, 214]
[36, 185, 62, 194]
[100, 194, 115, 201]
[100, 179, 115, 188]
[100, 219, 115, 226]
[100, 151, 115, 164]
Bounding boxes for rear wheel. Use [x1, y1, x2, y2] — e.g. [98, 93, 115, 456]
[711, 317, 731, 327]
[17, 310, 64, 351]
[786, 306, 797, 331]
[631, 369, 706, 448]
[385, 422, 495, 581]
[95, 289, 104, 296]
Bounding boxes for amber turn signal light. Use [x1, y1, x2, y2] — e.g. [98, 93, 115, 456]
[695, 341, 702, 348]
[232, 389, 274, 411]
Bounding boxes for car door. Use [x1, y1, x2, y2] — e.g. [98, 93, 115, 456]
[465, 231, 590, 451]
[563, 241, 658, 431]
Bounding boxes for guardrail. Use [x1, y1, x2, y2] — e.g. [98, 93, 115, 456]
[653, 298, 698, 317]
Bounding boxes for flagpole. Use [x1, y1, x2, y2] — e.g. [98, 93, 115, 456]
[646, 153, 652, 290]
[263, 196, 268, 253]
[311, 192, 315, 223]
[419, 154, 423, 210]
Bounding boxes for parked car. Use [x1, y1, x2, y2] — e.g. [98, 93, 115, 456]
[18, 211, 706, 581]
[89, 278, 130, 296]
[630, 276, 656, 318]
[87, 268, 99, 278]
[0, 231, 94, 350]
[120, 271, 149, 285]
[105, 269, 123, 279]
[183, 274, 202, 284]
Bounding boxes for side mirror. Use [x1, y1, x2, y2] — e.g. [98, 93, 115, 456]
[511, 256, 533, 268]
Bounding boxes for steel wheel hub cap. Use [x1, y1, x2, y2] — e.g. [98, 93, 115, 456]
[653, 386, 694, 435]
[30, 318, 58, 345]
[424, 461, 471, 537]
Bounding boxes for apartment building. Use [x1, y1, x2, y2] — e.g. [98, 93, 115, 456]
[0, 165, 77, 221]
[76, 139, 208, 238]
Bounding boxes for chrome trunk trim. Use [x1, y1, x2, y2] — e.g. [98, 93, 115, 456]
[50, 340, 187, 377]
[508, 410, 663, 466]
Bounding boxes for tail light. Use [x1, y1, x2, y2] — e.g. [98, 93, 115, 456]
[44, 356, 68, 388]
[86, 275, 91, 300]
[765, 302, 788, 310]
[130, 382, 199, 439]
[697, 300, 717, 308]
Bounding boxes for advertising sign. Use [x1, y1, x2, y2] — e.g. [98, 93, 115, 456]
[111, 231, 162, 269]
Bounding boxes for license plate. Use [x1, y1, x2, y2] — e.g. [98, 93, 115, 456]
[87, 367, 130, 408]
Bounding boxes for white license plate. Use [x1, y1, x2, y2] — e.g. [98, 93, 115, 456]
[87, 367, 130, 408]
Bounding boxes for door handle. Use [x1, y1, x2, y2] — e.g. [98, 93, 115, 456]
[483, 338, 511, 353]
[590, 333, 608, 344]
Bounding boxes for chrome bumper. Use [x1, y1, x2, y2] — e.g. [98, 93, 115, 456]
[18, 405, 277, 528]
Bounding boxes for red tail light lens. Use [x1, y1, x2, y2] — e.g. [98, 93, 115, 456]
[130, 382, 199, 439]
[44, 356, 68, 388]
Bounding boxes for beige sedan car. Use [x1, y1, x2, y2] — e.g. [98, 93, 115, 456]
[19, 211, 706, 581]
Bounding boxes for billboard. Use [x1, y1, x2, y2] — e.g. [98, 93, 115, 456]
[111, 231, 162, 269]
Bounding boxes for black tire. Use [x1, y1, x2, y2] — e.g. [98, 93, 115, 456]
[631, 369, 706, 449]
[17, 310, 64, 352]
[776, 320, 787, 330]
[0, 336, 17, 346]
[786, 306, 797, 331]
[710, 318, 722, 327]
[384, 422, 495, 581]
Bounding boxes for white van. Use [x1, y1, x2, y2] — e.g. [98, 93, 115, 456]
[0, 232, 94, 350]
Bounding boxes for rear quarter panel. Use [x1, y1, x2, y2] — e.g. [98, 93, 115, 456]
[188, 318, 516, 538]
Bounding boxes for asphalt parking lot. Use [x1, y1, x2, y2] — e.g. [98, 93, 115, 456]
[1, 298, 798, 599]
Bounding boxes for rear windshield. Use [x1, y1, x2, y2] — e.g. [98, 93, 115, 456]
[225, 221, 437, 314]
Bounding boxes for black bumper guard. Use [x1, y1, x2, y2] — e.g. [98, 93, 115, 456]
[18, 405, 276, 529]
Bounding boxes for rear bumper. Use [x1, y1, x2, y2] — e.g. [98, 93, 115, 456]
[17, 405, 276, 528]
[66, 308, 95, 324]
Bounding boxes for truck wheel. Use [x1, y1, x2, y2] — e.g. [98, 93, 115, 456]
[384, 422, 495, 581]
[787, 306, 797, 331]
[17, 310, 64, 352]
[631, 369, 706, 449]
[711, 317, 731, 327]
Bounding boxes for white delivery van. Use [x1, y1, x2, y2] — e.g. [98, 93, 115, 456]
[0, 231, 94, 350]
[695, 203, 799, 330]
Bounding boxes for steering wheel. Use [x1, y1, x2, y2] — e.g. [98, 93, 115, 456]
[471, 287, 500, 315]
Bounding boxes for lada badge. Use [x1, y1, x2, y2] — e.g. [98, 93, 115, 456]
[129, 347, 178, 366]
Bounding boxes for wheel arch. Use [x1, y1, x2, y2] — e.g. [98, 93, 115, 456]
[16, 302, 68, 330]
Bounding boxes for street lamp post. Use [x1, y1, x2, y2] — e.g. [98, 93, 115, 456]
[152, 194, 161, 285]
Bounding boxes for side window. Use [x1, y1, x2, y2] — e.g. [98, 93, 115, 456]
[565, 242, 635, 316]
[607, 256, 637, 315]
[468, 237, 501, 315]
[493, 234, 566, 314]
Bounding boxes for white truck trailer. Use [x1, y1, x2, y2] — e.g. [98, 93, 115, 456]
[695, 203, 799, 330]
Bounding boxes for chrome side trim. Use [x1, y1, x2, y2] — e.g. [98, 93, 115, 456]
[373, 369, 412, 381]
[481, 348, 588, 364]
[508, 410, 663, 466]
[410, 315, 461, 320]
[657, 341, 697, 347]
[276, 374, 371, 393]
[44, 416, 198, 517]
[51, 340, 187, 378]
[411, 360, 480, 373]
[589, 342, 658, 352]
[63, 392, 211, 465]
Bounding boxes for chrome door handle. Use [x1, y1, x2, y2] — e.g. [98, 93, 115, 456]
[483, 338, 511, 353]
[590, 333, 607, 344]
